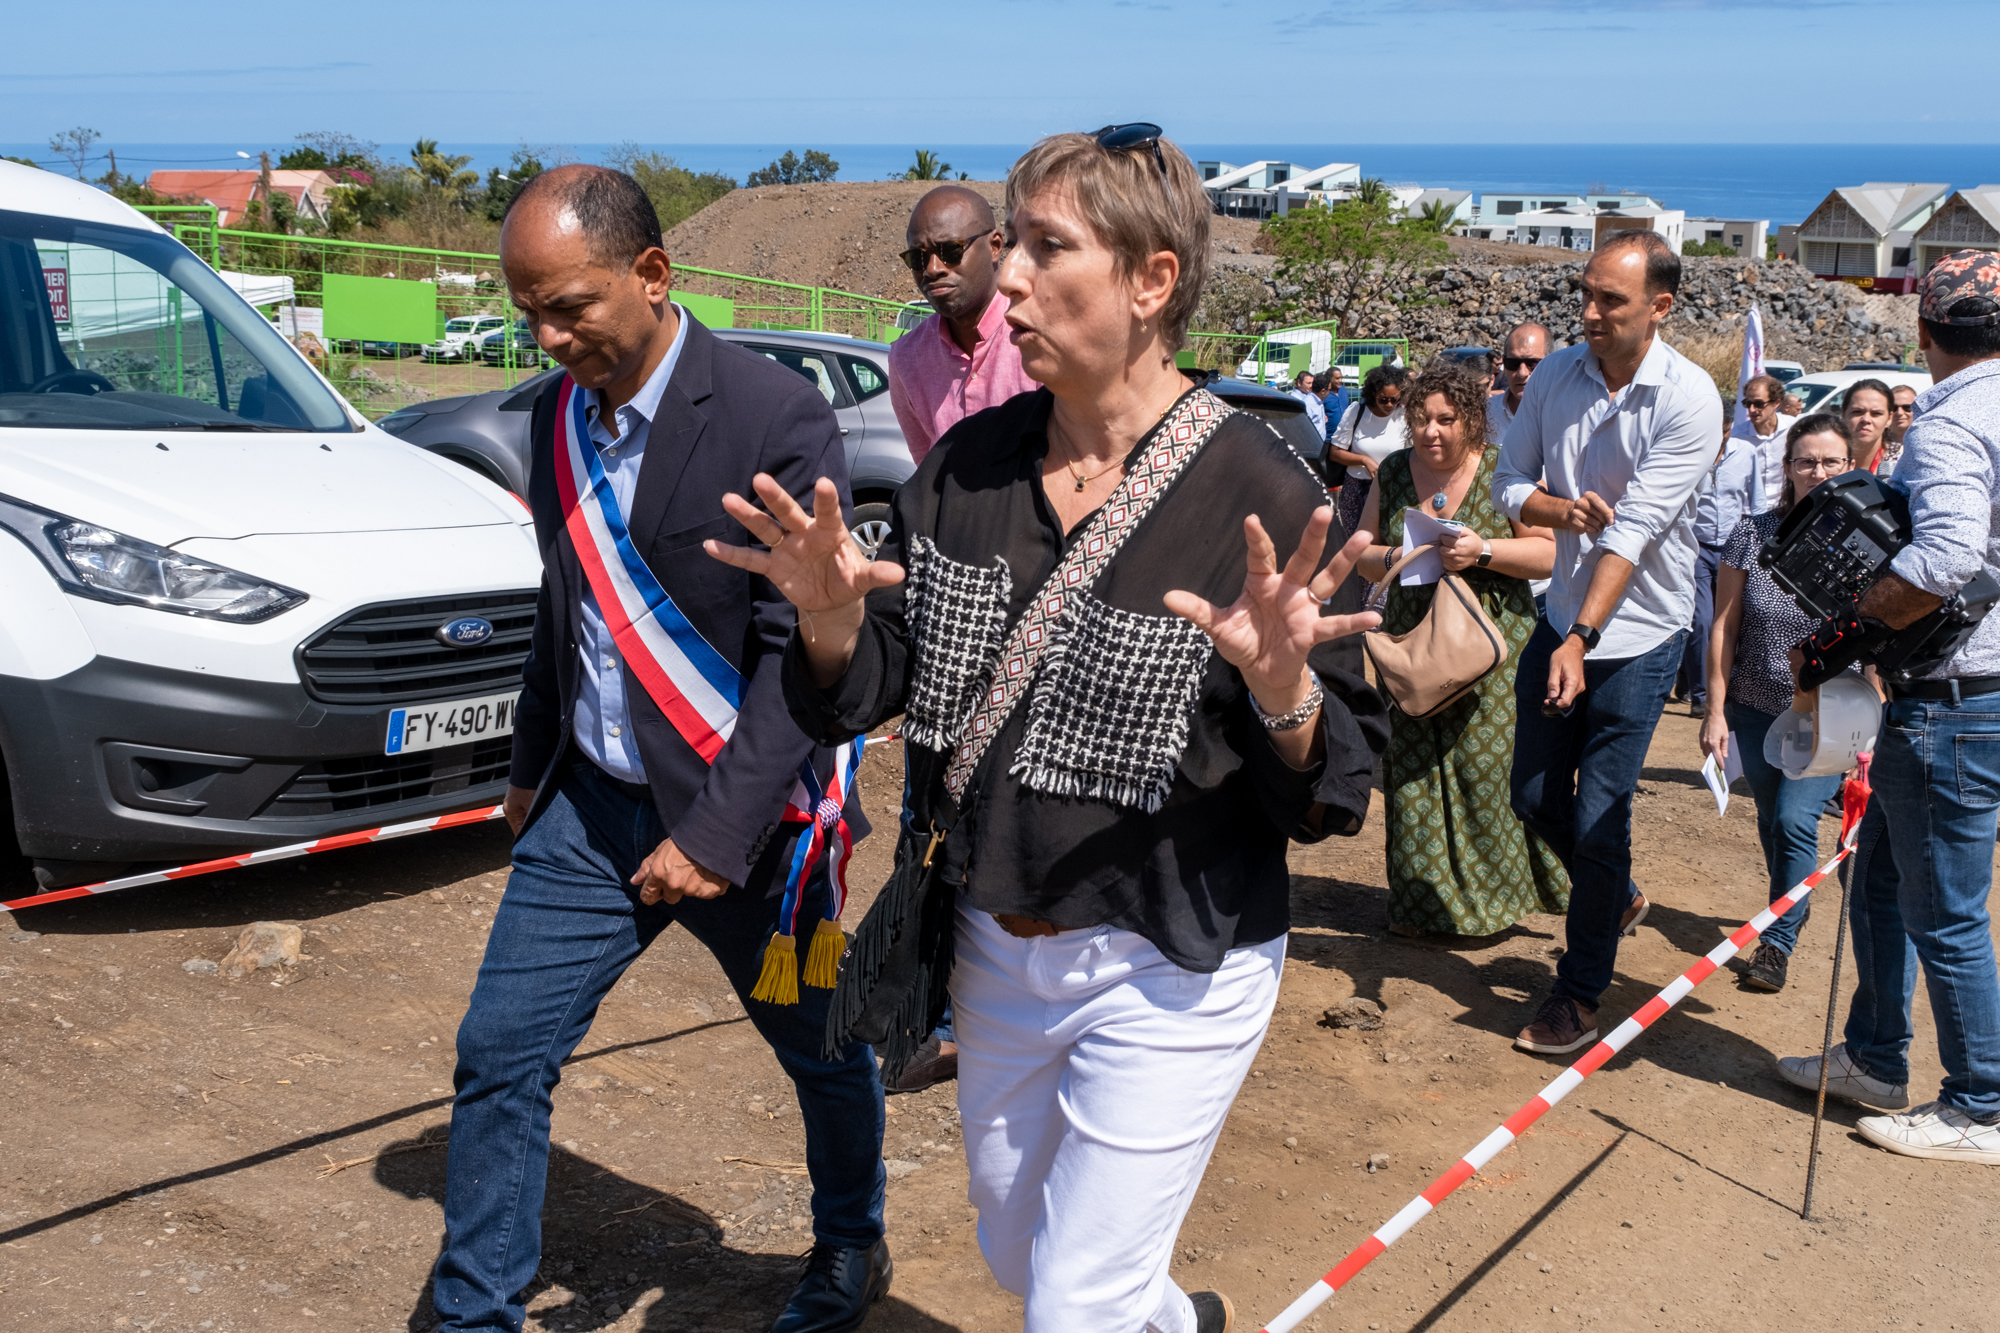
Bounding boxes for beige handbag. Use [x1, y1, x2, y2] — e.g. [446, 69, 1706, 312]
[1361, 542, 1508, 718]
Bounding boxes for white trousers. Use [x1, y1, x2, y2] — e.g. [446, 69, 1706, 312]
[952, 906, 1286, 1333]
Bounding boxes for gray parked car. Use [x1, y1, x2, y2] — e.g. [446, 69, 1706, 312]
[377, 328, 914, 554]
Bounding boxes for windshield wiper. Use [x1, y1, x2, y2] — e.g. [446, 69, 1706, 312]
[184, 420, 308, 432]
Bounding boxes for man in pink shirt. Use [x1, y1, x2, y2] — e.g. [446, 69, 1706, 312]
[888, 186, 1036, 463]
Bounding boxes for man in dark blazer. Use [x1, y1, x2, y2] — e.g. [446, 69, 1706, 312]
[430, 165, 890, 1333]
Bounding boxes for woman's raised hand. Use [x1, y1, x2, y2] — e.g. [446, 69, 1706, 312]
[1163, 506, 1379, 706]
[704, 474, 905, 611]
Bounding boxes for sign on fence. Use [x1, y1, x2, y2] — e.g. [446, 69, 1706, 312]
[322, 273, 438, 344]
[42, 260, 70, 325]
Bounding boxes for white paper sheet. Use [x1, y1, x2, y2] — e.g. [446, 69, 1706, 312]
[1700, 733, 1745, 816]
[1398, 509, 1468, 586]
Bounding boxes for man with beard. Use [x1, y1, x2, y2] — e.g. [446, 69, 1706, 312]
[887, 185, 1035, 464]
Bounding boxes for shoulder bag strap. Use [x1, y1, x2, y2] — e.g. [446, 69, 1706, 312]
[940, 389, 1234, 801]
[1365, 541, 1439, 612]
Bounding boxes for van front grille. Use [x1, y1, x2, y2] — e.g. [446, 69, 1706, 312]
[296, 590, 538, 705]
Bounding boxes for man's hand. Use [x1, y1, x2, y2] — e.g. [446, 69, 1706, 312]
[1559, 491, 1616, 536]
[631, 837, 730, 906]
[1546, 635, 1587, 710]
[502, 784, 535, 836]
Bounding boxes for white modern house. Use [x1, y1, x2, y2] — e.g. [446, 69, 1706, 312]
[1508, 206, 1599, 251]
[1684, 217, 1770, 258]
[1910, 187, 2000, 278]
[1796, 183, 1951, 293]
[1198, 160, 1363, 219]
[1404, 188, 1474, 229]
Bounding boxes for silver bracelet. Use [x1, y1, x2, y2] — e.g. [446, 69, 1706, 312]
[1251, 679, 1326, 732]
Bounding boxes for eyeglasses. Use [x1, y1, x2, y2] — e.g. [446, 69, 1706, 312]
[1890, 403, 1916, 416]
[1742, 398, 1775, 409]
[1789, 457, 1848, 474]
[1093, 122, 1169, 181]
[1502, 356, 1542, 372]
[899, 229, 995, 274]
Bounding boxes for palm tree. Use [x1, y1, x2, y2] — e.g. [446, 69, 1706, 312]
[904, 149, 954, 181]
[1352, 177, 1392, 208]
[1415, 198, 1457, 232]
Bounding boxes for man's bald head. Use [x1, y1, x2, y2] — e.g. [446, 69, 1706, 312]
[908, 185, 995, 242]
[504, 164, 663, 271]
[1503, 322, 1549, 359]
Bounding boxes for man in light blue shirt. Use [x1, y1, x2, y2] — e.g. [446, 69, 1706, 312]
[1492, 230, 1724, 1058]
[571, 305, 689, 783]
[1680, 429, 1758, 715]
[1289, 369, 1326, 436]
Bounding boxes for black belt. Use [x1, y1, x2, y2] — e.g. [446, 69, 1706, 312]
[567, 749, 652, 803]
[1886, 676, 2000, 701]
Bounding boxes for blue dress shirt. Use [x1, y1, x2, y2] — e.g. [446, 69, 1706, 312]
[573, 306, 690, 783]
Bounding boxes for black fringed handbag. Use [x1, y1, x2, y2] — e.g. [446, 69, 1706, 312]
[823, 389, 1234, 1065]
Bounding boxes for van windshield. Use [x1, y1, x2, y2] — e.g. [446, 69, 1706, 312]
[0, 208, 353, 431]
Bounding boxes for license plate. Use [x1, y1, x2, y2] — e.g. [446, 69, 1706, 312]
[385, 690, 521, 755]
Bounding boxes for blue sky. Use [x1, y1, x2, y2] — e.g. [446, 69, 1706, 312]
[3, 0, 1995, 146]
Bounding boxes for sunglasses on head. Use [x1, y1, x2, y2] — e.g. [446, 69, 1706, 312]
[1503, 356, 1542, 372]
[900, 229, 995, 274]
[1093, 122, 1169, 180]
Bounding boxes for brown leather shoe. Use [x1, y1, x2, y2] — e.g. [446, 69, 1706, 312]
[881, 1035, 958, 1094]
[1515, 993, 1600, 1055]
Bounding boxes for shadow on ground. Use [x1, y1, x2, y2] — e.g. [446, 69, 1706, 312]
[378, 1140, 962, 1333]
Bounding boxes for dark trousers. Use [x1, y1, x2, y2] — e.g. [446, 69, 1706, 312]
[1510, 621, 1685, 1009]
[431, 761, 886, 1330]
[1680, 543, 1723, 705]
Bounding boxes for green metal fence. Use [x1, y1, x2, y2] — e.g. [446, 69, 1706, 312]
[1181, 329, 1413, 384]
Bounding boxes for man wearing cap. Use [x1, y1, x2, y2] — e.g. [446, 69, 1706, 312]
[887, 185, 1035, 465]
[1778, 250, 2000, 1164]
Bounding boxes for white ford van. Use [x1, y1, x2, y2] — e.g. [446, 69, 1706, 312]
[0, 163, 542, 892]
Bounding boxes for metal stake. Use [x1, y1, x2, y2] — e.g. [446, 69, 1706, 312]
[1802, 848, 1856, 1222]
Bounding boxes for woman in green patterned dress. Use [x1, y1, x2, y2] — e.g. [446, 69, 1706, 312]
[1353, 363, 1570, 936]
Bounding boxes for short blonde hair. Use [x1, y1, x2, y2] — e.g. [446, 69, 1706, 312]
[1005, 131, 1211, 349]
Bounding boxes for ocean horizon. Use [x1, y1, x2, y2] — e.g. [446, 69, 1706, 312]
[10, 141, 2000, 229]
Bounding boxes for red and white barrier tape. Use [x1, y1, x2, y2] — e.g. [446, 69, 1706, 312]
[1258, 829, 1860, 1333]
[0, 805, 506, 912]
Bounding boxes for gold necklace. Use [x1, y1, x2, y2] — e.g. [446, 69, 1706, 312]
[1050, 389, 1183, 493]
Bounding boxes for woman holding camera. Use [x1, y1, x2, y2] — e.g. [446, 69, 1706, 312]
[1701, 413, 1859, 992]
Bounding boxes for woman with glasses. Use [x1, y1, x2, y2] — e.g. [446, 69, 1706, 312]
[1701, 414, 1859, 993]
[1326, 363, 1409, 537]
[1843, 377, 1895, 474]
[710, 125, 1385, 1333]
[1879, 385, 1918, 475]
[1352, 362, 1566, 939]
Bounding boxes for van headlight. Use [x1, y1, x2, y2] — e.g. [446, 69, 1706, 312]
[0, 495, 306, 623]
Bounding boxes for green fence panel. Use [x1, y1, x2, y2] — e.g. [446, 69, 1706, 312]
[673, 291, 735, 329]
[323, 274, 439, 343]
[1287, 342, 1313, 377]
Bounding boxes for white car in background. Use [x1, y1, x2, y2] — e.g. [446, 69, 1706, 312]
[0, 162, 542, 893]
[424, 313, 509, 362]
[1784, 365, 1933, 416]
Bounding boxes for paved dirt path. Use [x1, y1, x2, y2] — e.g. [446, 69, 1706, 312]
[3, 709, 1992, 1331]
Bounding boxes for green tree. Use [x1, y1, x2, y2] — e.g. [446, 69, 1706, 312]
[746, 149, 839, 187]
[604, 144, 736, 231]
[483, 150, 545, 221]
[1259, 196, 1450, 338]
[3, 155, 39, 169]
[904, 149, 953, 181]
[410, 139, 479, 204]
[1682, 238, 1738, 258]
[281, 131, 377, 180]
[1350, 176, 1392, 208]
[1413, 198, 1458, 233]
[48, 127, 99, 180]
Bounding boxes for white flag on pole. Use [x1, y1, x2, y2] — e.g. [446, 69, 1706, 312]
[1733, 302, 1766, 435]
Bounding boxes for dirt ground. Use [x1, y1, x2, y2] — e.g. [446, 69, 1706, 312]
[3, 706, 1994, 1333]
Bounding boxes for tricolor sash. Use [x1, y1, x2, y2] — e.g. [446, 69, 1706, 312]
[552, 375, 854, 1003]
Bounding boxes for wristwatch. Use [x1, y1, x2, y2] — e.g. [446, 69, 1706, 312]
[1567, 622, 1602, 652]
[1476, 540, 1493, 568]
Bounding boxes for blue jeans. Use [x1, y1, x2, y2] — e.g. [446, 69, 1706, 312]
[1725, 700, 1840, 956]
[1681, 545, 1723, 705]
[1842, 695, 2000, 1120]
[431, 761, 886, 1330]
[1511, 621, 1685, 1009]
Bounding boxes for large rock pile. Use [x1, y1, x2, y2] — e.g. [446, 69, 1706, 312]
[1243, 254, 1920, 374]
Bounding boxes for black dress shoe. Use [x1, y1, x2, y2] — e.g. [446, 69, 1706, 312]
[881, 1034, 958, 1094]
[1190, 1289, 1236, 1332]
[769, 1239, 892, 1333]
[1743, 941, 1789, 992]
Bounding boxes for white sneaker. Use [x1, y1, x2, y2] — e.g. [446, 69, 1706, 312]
[1776, 1042, 1910, 1109]
[1858, 1101, 2000, 1165]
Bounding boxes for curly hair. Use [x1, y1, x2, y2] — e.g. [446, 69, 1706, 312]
[1405, 361, 1491, 451]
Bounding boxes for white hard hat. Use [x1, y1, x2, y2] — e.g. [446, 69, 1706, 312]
[1765, 674, 1883, 780]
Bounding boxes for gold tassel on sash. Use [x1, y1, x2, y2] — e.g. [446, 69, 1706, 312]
[803, 918, 846, 990]
[750, 933, 799, 1005]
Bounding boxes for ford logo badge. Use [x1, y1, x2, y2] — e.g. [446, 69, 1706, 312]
[436, 616, 495, 648]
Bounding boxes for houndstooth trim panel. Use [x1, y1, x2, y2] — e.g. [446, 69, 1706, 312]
[901, 535, 1012, 752]
[1009, 594, 1214, 814]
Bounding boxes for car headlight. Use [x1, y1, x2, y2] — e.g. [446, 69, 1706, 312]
[377, 409, 425, 436]
[0, 494, 307, 623]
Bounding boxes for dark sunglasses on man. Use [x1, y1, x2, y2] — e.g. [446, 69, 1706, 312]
[900, 229, 996, 274]
[1502, 356, 1543, 372]
[1742, 396, 1775, 409]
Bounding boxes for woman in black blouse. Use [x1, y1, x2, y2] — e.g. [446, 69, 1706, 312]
[707, 128, 1385, 1333]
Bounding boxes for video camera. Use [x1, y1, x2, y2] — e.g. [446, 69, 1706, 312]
[1758, 469, 1999, 687]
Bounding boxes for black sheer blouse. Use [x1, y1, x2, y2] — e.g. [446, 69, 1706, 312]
[784, 388, 1386, 972]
